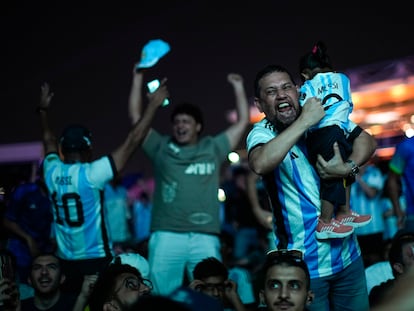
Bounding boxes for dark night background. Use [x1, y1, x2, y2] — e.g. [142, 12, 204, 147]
[1, 2, 413, 178]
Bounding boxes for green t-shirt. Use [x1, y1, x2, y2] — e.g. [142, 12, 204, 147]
[142, 130, 230, 234]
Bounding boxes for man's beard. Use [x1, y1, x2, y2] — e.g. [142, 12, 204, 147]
[272, 105, 301, 133]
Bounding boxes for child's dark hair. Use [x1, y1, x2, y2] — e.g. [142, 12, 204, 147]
[299, 41, 333, 81]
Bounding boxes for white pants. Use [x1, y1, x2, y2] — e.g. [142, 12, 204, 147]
[148, 231, 221, 296]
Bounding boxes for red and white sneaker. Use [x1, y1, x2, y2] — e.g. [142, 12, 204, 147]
[336, 210, 372, 228]
[316, 218, 354, 240]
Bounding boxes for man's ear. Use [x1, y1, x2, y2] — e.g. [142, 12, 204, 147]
[60, 273, 66, 285]
[196, 123, 202, 134]
[393, 262, 404, 275]
[254, 98, 264, 113]
[306, 290, 315, 305]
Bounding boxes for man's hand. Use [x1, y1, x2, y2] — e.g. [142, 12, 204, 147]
[227, 73, 243, 87]
[40, 82, 54, 109]
[316, 142, 348, 179]
[299, 96, 325, 129]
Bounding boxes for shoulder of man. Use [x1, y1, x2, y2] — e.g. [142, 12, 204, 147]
[369, 278, 395, 306]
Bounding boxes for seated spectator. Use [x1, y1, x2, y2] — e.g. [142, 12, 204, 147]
[20, 253, 81, 311]
[369, 261, 414, 311]
[88, 262, 152, 311]
[189, 256, 248, 311]
[369, 229, 414, 307]
[258, 249, 314, 311]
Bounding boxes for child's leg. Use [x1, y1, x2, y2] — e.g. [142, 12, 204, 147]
[320, 200, 334, 224]
[336, 186, 351, 218]
[336, 186, 372, 227]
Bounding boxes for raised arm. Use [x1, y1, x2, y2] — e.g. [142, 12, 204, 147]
[224, 73, 250, 150]
[37, 83, 58, 155]
[111, 77, 168, 172]
[128, 65, 145, 125]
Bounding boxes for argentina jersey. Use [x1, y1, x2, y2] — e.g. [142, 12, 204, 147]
[299, 72, 353, 132]
[246, 119, 362, 279]
[43, 153, 115, 260]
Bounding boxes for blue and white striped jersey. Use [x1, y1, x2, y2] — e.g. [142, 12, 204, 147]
[246, 118, 362, 279]
[43, 152, 116, 260]
[299, 72, 353, 133]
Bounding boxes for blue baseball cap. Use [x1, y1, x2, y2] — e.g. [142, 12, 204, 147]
[136, 39, 171, 69]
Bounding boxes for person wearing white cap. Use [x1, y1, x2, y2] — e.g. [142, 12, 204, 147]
[111, 252, 150, 279]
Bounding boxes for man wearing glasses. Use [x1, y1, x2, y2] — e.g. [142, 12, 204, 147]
[88, 262, 153, 311]
[189, 257, 249, 311]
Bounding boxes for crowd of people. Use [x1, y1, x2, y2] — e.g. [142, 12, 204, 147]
[1, 38, 414, 311]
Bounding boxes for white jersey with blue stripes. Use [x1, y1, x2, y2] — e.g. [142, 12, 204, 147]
[43, 153, 115, 260]
[299, 72, 353, 133]
[246, 118, 362, 279]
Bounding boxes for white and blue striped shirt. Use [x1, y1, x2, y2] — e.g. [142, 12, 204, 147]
[246, 118, 362, 279]
[43, 153, 115, 260]
[299, 72, 353, 133]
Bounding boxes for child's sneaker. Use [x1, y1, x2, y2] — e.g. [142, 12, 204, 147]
[136, 39, 171, 70]
[336, 210, 372, 228]
[316, 218, 354, 240]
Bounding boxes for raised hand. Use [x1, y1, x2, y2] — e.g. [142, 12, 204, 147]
[39, 82, 54, 109]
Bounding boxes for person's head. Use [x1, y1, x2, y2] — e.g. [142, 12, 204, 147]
[88, 263, 153, 311]
[253, 65, 300, 132]
[192, 257, 228, 300]
[259, 249, 314, 311]
[170, 102, 204, 145]
[59, 124, 93, 163]
[388, 230, 414, 278]
[299, 41, 333, 82]
[28, 253, 65, 297]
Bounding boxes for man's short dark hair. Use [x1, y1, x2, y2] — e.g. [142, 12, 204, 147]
[192, 257, 228, 280]
[170, 103, 204, 133]
[254, 64, 297, 98]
